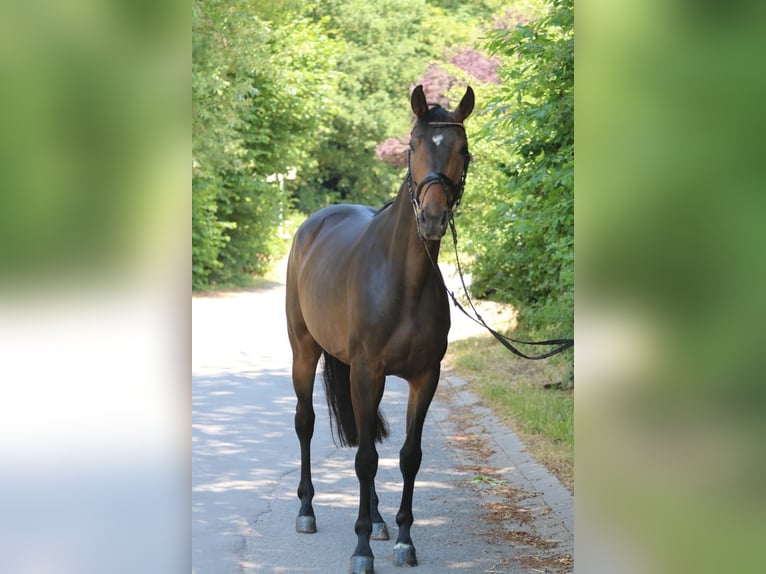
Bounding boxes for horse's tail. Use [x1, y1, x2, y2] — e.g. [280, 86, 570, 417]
[322, 352, 389, 448]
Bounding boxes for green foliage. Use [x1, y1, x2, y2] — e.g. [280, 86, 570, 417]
[191, 171, 230, 289]
[462, 0, 573, 335]
[192, 0, 341, 287]
[293, 0, 443, 208]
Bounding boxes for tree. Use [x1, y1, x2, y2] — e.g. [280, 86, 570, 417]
[463, 0, 573, 334]
[192, 0, 341, 287]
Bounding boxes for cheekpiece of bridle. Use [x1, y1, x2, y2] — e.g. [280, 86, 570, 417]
[406, 121, 471, 230]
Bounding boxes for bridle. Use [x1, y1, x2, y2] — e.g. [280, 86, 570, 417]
[406, 122, 574, 360]
[406, 121, 471, 224]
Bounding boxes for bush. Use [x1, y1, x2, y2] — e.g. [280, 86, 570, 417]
[462, 0, 573, 336]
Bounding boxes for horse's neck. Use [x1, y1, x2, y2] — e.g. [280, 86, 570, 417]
[377, 183, 443, 286]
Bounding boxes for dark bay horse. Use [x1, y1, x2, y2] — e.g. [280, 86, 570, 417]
[285, 84, 474, 573]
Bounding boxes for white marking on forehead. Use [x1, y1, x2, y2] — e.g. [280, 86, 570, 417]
[432, 134, 444, 147]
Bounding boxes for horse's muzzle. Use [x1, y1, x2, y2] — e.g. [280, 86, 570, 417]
[416, 208, 449, 240]
[413, 172, 455, 240]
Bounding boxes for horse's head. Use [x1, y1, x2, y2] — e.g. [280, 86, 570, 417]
[407, 84, 474, 241]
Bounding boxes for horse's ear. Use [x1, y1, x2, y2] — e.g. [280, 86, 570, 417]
[411, 85, 428, 118]
[455, 86, 475, 122]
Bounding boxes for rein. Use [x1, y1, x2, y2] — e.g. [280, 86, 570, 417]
[408, 119, 573, 359]
[442, 217, 574, 360]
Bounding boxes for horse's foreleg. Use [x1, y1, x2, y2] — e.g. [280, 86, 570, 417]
[291, 341, 321, 534]
[394, 370, 440, 567]
[349, 366, 385, 574]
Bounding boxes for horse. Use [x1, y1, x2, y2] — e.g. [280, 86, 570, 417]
[285, 84, 474, 573]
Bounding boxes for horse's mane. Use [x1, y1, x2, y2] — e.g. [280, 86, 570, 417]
[419, 103, 452, 124]
[374, 199, 395, 216]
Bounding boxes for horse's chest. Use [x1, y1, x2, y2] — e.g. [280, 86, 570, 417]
[356, 299, 449, 376]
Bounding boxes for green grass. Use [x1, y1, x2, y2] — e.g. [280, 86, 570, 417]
[483, 380, 573, 449]
[446, 335, 574, 491]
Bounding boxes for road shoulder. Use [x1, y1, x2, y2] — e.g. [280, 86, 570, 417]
[433, 374, 574, 573]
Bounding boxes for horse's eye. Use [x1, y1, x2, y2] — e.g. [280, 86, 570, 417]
[409, 141, 416, 152]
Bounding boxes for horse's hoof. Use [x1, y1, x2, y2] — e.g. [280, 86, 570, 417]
[371, 522, 389, 540]
[349, 554, 375, 574]
[393, 543, 417, 567]
[295, 515, 316, 534]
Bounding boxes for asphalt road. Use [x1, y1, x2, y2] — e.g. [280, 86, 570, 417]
[192, 281, 573, 573]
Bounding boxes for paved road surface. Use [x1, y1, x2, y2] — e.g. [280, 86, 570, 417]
[192, 281, 573, 573]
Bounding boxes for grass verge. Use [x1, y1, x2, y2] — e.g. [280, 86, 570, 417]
[444, 335, 574, 492]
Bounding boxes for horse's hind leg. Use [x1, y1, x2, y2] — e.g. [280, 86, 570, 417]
[394, 369, 440, 567]
[290, 331, 322, 533]
[370, 481, 389, 540]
